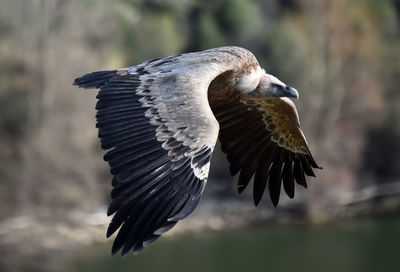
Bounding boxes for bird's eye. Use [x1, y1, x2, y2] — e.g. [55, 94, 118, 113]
[271, 83, 284, 91]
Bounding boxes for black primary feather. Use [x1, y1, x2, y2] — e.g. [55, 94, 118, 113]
[74, 70, 118, 89]
[74, 69, 212, 255]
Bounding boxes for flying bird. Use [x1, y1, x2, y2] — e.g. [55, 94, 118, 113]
[73, 46, 321, 255]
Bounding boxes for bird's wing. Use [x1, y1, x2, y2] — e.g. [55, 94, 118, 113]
[73, 48, 249, 255]
[212, 97, 321, 207]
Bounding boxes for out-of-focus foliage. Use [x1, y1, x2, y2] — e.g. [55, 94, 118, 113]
[0, 0, 400, 271]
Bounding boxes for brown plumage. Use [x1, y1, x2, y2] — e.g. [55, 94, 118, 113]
[73, 46, 321, 255]
[211, 98, 319, 206]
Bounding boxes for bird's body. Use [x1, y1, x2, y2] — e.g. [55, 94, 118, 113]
[74, 46, 321, 255]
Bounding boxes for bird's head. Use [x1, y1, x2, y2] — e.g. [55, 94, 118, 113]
[246, 73, 299, 99]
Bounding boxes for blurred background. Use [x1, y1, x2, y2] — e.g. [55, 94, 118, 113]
[1, 0, 400, 271]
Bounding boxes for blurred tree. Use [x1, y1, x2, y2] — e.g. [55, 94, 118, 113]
[1, 1, 400, 270]
[361, 125, 400, 184]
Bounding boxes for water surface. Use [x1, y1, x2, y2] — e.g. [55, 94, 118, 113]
[75, 217, 400, 272]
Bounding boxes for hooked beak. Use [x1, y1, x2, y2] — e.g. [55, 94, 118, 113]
[269, 84, 299, 99]
[285, 86, 299, 99]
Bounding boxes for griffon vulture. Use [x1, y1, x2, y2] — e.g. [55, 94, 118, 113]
[74, 46, 321, 255]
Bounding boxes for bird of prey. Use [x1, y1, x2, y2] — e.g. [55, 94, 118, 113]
[74, 46, 321, 255]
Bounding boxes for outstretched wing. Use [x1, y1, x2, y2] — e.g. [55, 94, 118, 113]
[212, 97, 321, 207]
[73, 53, 232, 255]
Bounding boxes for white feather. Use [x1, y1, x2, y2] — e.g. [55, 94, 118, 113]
[235, 66, 263, 93]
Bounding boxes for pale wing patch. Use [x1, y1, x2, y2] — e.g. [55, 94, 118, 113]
[128, 65, 220, 181]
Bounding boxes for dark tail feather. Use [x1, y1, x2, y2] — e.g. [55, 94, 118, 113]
[73, 70, 118, 89]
